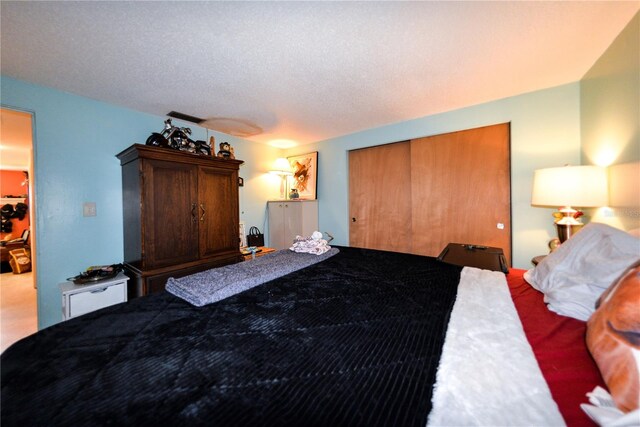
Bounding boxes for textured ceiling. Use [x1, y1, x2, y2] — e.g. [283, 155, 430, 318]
[1, 1, 638, 147]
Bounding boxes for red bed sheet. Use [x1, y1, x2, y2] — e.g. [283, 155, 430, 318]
[507, 268, 605, 427]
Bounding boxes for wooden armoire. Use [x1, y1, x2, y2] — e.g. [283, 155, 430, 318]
[117, 144, 243, 298]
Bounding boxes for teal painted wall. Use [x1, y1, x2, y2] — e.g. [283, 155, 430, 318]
[285, 83, 582, 269]
[581, 12, 639, 231]
[1, 76, 281, 329]
[581, 12, 639, 166]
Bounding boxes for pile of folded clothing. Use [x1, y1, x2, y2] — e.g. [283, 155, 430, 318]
[290, 231, 331, 255]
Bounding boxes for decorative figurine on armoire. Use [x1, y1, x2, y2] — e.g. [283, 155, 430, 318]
[217, 142, 235, 159]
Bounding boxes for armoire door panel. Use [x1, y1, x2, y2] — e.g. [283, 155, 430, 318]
[410, 123, 511, 264]
[199, 166, 238, 258]
[349, 142, 412, 253]
[142, 159, 198, 267]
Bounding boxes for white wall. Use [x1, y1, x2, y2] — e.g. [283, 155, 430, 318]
[285, 83, 582, 269]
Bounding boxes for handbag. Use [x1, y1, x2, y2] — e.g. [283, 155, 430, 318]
[246, 226, 265, 247]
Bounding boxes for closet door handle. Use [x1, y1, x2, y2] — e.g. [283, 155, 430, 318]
[191, 203, 197, 223]
[200, 204, 206, 222]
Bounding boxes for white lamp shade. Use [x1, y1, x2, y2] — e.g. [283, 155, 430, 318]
[531, 165, 608, 207]
[269, 158, 293, 176]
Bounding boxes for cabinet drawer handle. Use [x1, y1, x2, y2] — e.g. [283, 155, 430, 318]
[90, 287, 108, 294]
[191, 203, 197, 223]
[200, 204, 206, 221]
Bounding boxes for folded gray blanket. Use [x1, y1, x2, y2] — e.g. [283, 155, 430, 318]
[166, 248, 340, 306]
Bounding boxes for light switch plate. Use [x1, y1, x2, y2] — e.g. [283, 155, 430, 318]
[83, 202, 97, 217]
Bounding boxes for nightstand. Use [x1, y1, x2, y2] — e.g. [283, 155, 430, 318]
[531, 255, 546, 266]
[242, 246, 276, 261]
[437, 243, 508, 273]
[60, 273, 129, 321]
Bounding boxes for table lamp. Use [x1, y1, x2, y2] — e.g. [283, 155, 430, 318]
[269, 158, 293, 199]
[531, 165, 608, 242]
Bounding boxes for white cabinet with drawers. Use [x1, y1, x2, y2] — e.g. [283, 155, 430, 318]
[60, 273, 129, 321]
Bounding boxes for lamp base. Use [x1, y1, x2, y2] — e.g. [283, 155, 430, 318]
[554, 207, 584, 243]
[555, 223, 583, 243]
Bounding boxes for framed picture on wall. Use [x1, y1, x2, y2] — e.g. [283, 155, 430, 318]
[287, 151, 318, 200]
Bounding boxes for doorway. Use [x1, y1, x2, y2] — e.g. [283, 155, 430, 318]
[0, 107, 37, 352]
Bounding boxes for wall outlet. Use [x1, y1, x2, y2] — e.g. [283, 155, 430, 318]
[83, 202, 97, 217]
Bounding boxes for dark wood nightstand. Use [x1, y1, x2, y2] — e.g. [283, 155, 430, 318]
[531, 255, 546, 266]
[437, 243, 508, 273]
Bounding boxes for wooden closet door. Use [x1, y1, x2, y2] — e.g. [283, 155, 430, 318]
[198, 166, 238, 258]
[349, 142, 412, 253]
[410, 123, 511, 264]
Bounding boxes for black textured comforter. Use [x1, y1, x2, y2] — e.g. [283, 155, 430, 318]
[1, 247, 461, 426]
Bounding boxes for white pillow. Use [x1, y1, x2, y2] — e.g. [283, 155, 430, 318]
[524, 223, 640, 321]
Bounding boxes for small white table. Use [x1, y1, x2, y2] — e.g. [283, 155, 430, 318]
[60, 273, 128, 321]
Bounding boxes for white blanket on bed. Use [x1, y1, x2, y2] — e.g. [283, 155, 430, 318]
[428, 267, 566, 426]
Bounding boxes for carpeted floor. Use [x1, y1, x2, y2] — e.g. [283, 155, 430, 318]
[1, 271, 36, 353]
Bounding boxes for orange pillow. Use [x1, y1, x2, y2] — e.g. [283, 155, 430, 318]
[586, 263, 640, 413]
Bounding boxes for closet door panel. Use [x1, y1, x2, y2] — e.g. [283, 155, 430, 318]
[410, 123, 511, 264]
[349, 142, 412, 252]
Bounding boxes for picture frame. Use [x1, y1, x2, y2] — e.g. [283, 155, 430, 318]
[239, 221, 247, 248]
[287, 151, 318, 200]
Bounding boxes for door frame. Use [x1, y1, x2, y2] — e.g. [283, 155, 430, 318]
[0, 104, 39, 325]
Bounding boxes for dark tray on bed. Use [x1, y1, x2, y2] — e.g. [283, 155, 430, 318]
[437, 243, 508, 273]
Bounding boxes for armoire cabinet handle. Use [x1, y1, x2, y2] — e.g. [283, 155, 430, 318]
[200, 203, 206, 221]
[191, 203, 197, 223]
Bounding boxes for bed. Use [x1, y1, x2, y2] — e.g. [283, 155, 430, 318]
[2, 224, 638, 426]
